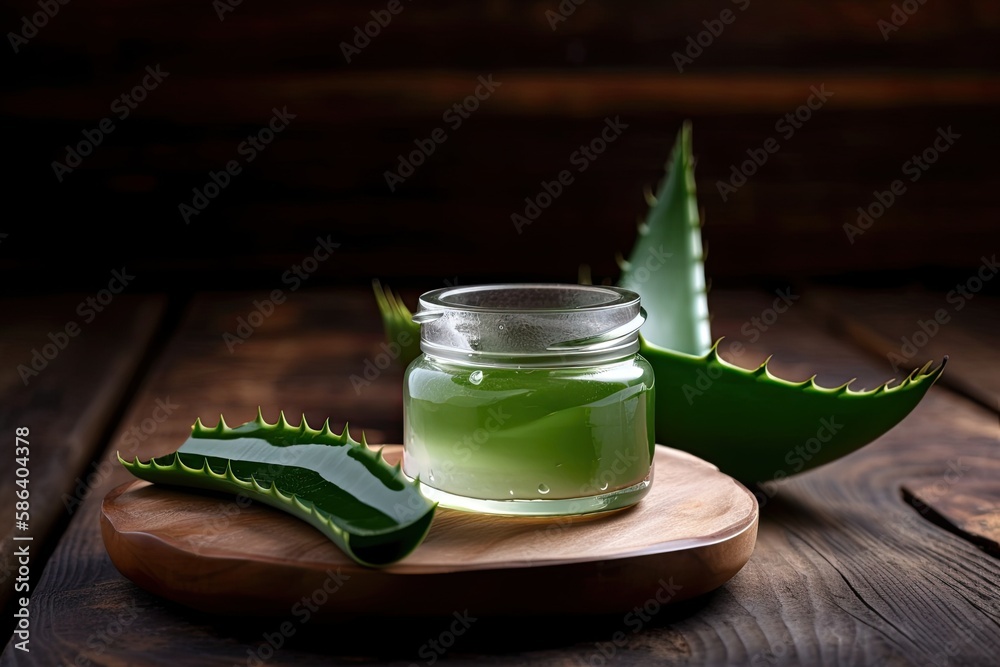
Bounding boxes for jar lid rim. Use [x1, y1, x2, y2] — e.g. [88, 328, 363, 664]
[417, 283, 639, 315]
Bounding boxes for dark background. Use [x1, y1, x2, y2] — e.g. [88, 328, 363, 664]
[2, 4, 1000, 663]
[1, 0, 998, 295]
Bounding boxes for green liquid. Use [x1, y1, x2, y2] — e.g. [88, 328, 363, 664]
[403, 356, 655, 505]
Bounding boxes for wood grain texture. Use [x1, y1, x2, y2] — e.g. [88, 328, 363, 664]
[0, 295, 165, 613]
[3, 288, 998, 666]
[100, 445, 758, 616]
[3, 1, 998, 74]
[7, 73, 1000, 124]
[5, 0, 999, 296]
[4, 74, 999, 289]
[807, 289, 1000, 412]
[903, 467, 1000, 558]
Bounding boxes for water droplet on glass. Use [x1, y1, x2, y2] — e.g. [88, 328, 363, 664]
[599, 481, 609, 491]
[537, 483, 550, 495]
[469, 370, 483, 385]
[428, 469, 435, 482]
[509, 489, 515, 496]
[555, 463, 563, 468]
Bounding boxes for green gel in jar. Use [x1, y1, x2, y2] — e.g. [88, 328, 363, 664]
[403, 284, 655, 516]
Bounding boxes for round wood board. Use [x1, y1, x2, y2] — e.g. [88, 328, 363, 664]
[101, 445, 758, 617]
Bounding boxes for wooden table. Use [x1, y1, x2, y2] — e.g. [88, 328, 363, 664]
[1, 287, 997, 666]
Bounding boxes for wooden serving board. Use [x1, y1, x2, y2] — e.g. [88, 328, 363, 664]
[101, 445, 758, 617]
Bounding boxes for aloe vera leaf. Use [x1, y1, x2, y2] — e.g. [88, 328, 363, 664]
[368, 283, 947, 481]
[370, 124, 946, 482]
[618, 121, 712, 356]
[626, 123, 945, 479]
[373, 279, 422, 367]
[119, 411, 436, 567]
[641, 337, 946, 482]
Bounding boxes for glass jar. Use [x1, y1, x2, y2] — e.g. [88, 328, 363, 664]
[403, 284, 655, 516]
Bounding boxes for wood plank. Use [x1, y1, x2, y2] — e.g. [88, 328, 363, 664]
[6, 72, 1000, 123]
[100, 446, 756, 615]
[4, 103, 998, 289]
[807, 288, 1000, 412]
[0, 294, 165, 614]
[671, 290, 1000, 666]
[4, 288, 998, 665]
[904, 474, 1000, 558]
[4, 1, 999, 74]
